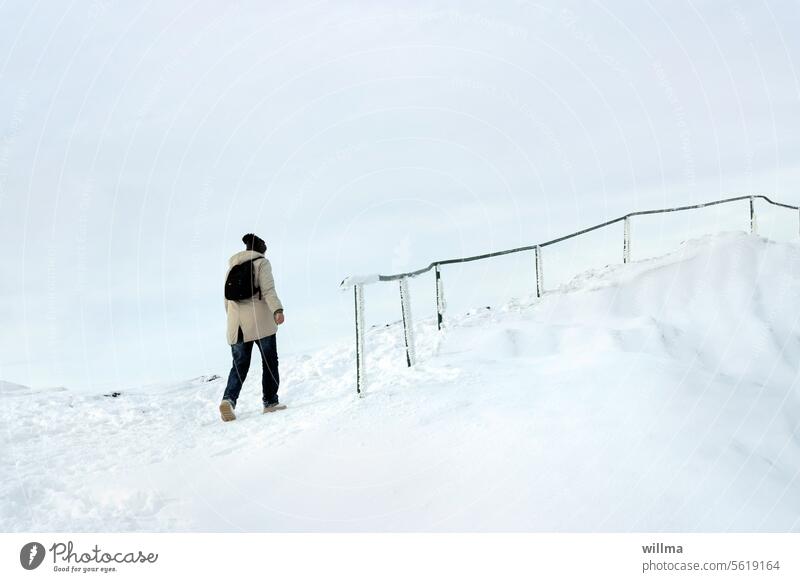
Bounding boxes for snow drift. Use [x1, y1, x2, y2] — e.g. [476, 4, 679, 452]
[2, 231, 799, 532]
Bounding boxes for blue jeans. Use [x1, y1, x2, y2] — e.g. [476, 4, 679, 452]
[222, 332, 279, 407]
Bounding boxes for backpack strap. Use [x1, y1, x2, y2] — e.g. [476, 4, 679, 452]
[250, 257, 265, 300]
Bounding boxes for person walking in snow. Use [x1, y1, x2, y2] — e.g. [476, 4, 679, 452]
[219, 233, 285, 422]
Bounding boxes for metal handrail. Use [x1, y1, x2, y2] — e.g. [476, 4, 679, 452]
[341, 194, 799, 395]
[341, 195, 796, 286]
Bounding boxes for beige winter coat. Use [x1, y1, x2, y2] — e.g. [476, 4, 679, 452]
[224, 250, 284, 344]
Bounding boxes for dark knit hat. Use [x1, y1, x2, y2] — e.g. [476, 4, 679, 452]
[242, 233, 266, 252]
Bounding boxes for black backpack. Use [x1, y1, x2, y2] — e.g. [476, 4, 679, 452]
[224, 258, 263, 301]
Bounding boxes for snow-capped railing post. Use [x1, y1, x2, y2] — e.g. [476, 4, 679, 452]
[534, 245, 544, 298]
[399, 277, 416, 367]
[354, 284, 366, 397]
[623, 216, 631, 264]
[435, 264, 445, 330]
[750, 196, 758, 234]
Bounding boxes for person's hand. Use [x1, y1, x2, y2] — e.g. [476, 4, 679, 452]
[274, 310, 285, 325]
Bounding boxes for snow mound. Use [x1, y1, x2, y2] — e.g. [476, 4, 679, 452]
[0, 381, 67, 397]
[2, 232, 799, 532]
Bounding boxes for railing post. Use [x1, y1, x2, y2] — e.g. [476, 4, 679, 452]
[623, 216, 631, 264]
[750, 196, 758, 234]
[535, 245, 544, 298]
[354, 284, 365, 396]
[399, 277, 416, 367]
[434, 264, 445, 330]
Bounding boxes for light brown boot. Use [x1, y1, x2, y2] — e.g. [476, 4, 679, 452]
[262, 402, 287, 414]
[219, 399, 236, 422]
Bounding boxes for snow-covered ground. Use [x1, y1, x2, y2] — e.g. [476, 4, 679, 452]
[2, 231, 800, 532]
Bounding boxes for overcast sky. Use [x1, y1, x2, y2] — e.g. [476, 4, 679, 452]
[1, 0, 799, 390]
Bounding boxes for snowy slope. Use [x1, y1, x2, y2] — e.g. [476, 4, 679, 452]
[2, 231, 800, 532]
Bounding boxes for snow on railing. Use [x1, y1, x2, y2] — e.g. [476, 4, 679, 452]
[339, 194, 799, 396]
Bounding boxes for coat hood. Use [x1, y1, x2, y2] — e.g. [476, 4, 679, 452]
[229, 250, 265, 267]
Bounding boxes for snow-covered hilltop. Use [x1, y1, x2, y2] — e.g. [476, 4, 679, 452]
[2, 231, 799, 532]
